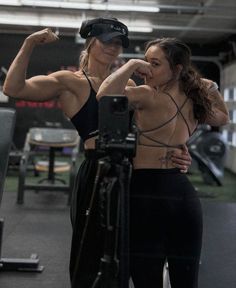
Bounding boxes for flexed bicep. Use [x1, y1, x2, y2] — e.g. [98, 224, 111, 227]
[23, 75, 65, 101]
[3, 28, 60, 101]
[4, 73, 65, 102]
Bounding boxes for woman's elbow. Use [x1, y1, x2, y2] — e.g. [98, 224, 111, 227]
[221, 113, 230, 125]
[212, 115, 229, 126]
[96, 88, 115, 101]
[3, 84, 14, 97]
[96, 91, 104, 101]
[219, 110, 230, 126]
[3, 82, 20, 98]
[205, 112, 230, 127]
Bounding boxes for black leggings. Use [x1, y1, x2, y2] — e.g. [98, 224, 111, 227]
[130, 168, 203, 288]
[69, 152, 103, 288]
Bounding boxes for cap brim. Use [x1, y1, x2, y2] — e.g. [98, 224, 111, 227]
[97, 32, 129, 48]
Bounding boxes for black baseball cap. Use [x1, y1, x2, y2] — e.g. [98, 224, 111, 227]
[79, 17, 129, 48]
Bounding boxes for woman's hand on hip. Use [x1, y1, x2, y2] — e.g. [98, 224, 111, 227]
[171, 144, 192, 173]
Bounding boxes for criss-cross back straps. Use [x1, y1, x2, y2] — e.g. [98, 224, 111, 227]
[137, 131, 184, 149]
[136, 91, 191, 148]
[138, 91, 191, 136]
[163, 91, 192, 137]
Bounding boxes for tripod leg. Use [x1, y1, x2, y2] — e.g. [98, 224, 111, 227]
[93, 159, 132, 288]
[118, 160, 132, 288]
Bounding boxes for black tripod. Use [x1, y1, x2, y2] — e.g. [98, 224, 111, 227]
[73, 95, 136, 287]
[91, 151, 132, 288]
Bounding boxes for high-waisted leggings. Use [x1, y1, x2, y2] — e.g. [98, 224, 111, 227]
[70, 152, 101, 288]
[130, 168, 203, 288]
[70, 164, 202, 288]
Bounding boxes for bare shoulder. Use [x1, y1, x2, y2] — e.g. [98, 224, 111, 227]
[126, 84, 154, 98]
[57, 70, 93, 117]
[50, 70, 78, 80]
[49, 70, 88, 87]
[125, 84, 154, 108]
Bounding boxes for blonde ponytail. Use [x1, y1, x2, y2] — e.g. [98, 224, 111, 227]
[79, 37, 96, 71]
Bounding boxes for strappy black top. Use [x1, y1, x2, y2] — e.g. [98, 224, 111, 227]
[137, 91, 194, 149]
[70, 71, 98, 142]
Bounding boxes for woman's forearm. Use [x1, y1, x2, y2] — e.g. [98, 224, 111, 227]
[3, 38, 35, 97]
[202, 79, 229, 126]
[206, 90, 230, 126]
[97, 59, 141, 99]
[211, 90, 228, 116]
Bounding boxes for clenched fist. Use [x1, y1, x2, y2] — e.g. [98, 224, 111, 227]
[129, 59, 153, 79]
[25, 28, 59, 46]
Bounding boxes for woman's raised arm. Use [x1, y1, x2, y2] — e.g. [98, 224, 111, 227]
[3, 28, 66, 102]
[202, 79, 229, 126]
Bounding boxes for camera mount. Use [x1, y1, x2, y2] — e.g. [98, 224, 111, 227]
[92, 96, 136, 288]
[73, 96, 136, 288]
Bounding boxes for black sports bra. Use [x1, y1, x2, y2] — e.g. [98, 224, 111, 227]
[70, 71, 98, 142]
[137, 91, 194, 149]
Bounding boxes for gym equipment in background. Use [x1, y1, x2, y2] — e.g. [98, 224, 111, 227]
[17, 127, 80, 205]
[0, 107, 43, 272]
[187, 124, 227, 186]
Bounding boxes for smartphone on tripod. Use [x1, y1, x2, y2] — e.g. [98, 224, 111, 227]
[96, 95, 136, 158]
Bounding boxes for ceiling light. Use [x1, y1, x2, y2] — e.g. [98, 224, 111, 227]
[129, 26, 153, 33]
[0, 11, 82, 28]
[0, 0, 19, 5]
[0, 1, 160, 13]
[91, 4, 160, 13]
[0, 10, 154, 33]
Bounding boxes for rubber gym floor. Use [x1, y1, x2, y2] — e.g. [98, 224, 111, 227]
[0, 157, 236, 288]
